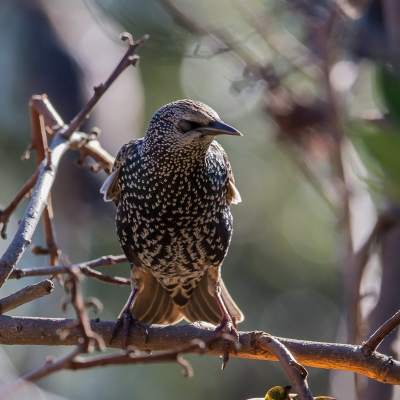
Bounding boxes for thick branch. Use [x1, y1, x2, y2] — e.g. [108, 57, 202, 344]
[0, 132, 70, 288]
[0, 316, 398, 385]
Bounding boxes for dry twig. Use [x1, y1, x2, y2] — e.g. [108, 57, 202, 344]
[363, 309, 400, 356]
[0, 280, 54, 314]
[260, 334, 313, 400]
[0, 33, 146, 288]
[9, 255, 129, 285]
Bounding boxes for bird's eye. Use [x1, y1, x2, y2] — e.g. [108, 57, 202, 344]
[177, 120, 201, 133]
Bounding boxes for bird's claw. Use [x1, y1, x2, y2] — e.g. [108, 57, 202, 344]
[214, 314, 239, 370]
[110, 308, 148, 348]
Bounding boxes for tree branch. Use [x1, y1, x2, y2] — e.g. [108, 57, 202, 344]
[260, 334, 314, 400]
[363, 309, 400, 356]
[0, 280, 54, 314]
[9, 255, 130, 285]
[62, 33, 148, 140]
[0, 34, 146, 288]
[0, 316, 398, 385]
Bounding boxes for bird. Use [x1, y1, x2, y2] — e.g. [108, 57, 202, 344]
[264, 386, 292, 400]
[247, 386, 336, 400]
[101, 99, 244, 365]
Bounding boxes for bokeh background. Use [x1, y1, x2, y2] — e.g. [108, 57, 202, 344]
[1, 0, 400, 399]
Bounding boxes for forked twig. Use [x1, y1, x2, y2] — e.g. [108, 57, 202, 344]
[0, 261, 234, 398]
[0, 33, 147, 288]
[259, 334, 314, 400]
[9, 255, 129, 285]
[362, 309, 400, 356]
[62, 33, 149, 140]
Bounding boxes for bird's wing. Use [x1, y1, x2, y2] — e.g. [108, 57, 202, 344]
[100, 139, 142, 204]
[210, 141, 242, 205]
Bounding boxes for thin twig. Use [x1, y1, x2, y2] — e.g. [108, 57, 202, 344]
[0, 264, 234, 398]
[362, 310, 400, 356]
[9, 264, 130, 286]
[0, 132, 70, 288]
[260, 334, 314, 400]
[29, 95, 65, 134]
[0, 33, 146, 288]
[0, 169, 40, 240]
[157, 0, 261, 66]
[0, 332, 233, 398]
[9, 255, 129, 285]
[234, 0, 323, 79]
[62, 33, 149, 140]
[30, 99, 59, 266]
[0, 280, 54, 314]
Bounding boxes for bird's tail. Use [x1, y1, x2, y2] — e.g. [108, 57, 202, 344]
[181, 272, 244, 326]
[130, 268, 184, 325]
[129, 268, 244, 326]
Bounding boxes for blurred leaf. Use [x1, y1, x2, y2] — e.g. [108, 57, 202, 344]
[347, 121, 400, 202]
[376, 65, 400, 123]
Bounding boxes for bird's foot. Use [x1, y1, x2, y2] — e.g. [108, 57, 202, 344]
[110, 308, 148, 349]
[214, 315, 239, 370]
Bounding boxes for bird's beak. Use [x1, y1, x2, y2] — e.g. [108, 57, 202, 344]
[198, 120, 243, 137]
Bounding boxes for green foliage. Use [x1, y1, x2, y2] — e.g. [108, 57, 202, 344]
[376, 65, 400, 123]
[347, 121, 400, 202]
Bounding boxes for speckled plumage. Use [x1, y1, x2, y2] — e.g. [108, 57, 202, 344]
[102, 99, 243, 329]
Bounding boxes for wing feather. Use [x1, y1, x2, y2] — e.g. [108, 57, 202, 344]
[100, 139, 142, 205]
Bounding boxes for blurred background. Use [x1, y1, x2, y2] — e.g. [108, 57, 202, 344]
[0, 0, 400, 399]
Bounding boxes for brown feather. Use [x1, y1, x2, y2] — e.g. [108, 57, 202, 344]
[131, 268, 183, 324]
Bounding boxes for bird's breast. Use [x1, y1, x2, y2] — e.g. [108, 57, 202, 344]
[117, 156, 233, 276]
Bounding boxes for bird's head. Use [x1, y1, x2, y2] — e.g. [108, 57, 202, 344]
[144, 99, 242, 151]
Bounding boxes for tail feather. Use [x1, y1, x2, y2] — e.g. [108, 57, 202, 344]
[131, 269, 183, 325]
[182, 273, 222, 325]
[128, 267, 244, 326]
[181, 272, 244, 325]
[219, 278, 244, 323]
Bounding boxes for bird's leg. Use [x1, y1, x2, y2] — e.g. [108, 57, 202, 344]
[213, 287, 239, 369]
[110, 288, 148, 348]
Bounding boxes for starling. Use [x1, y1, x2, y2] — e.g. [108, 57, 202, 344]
[101, 99, 244, 361]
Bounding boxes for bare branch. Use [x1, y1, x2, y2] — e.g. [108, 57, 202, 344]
[29, 94, 65, 133]
[9, 255, 130, 285]
[29, 93, 60, 266]
[347, 211, 396, 344]
[79, 266, 130, 285]
[0, 316, 399, 385]
[0, 280, 54, 314]
[0, 169, 40, 240]
[260, 334, 314, 400]
[0, 33, 147, 288]
[363, 309, 400, 356]
[234, 0, 324, 79]
[0, 132, 70, 288]
[62, 33, 149, 140]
